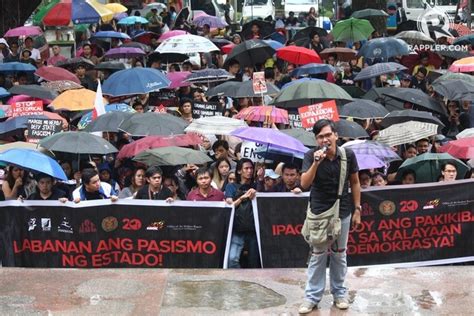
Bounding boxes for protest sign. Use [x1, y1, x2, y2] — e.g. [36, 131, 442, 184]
[27, 119, 62, 143]
[252, 72, 267, 94]
[298, 100, 339, 129]
[11, 101, 43, 117]
[192, 101, 223, 118]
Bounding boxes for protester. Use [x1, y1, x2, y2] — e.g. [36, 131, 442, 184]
[134, 166, 173, 201]
[72, 169, 118, 202]
[187, 167, 225, 201]
[2, 166, 35, 200]
[211, 158, 232, 191]
[118, 167, 146, 198]
[440, 161, 458, 182]
[27, 174, 68, 202]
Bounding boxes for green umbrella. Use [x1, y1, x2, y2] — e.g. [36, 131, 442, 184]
[39, 132, 118, 155]
[33, 0, 60, 26]
[331, 18, 374, 42]
[396, 153, 469, 183]
[271, 80, 352, 108]
[281, 128, 315, 147]
[133, 147, 213, 166]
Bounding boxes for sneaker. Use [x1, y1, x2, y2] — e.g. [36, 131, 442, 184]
[298, 300, 317, 314]
[334, 297, 349, 310]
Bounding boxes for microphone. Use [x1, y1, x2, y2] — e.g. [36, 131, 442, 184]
[314, 145, 329, 161]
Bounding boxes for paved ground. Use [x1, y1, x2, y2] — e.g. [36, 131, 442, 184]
[0, 266, 472, 315]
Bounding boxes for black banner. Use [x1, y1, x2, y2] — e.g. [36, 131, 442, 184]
[254, 180, 474, 268]
[0, 200, 233, 268]
[192, 101, 223, 118]
[27, 118, 62, 142]
[149, 90, 177, 107]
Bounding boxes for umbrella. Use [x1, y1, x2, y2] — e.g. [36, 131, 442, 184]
[35, 66, 80, 84]
[133, 146, 212, 166]
[118, 113, 188, 136]
[105, 3, 128, 14]
[0, 87, 10, 98]
[104, 47, 146, 59]
[335, 119, 369, 139]
[57, 57, 95, 70]
[235, 106, 289, 125]
[9, 85, 58, 100]
[0, 115, 47, 137]
[358, 37, 410, 59]
[456, 128, 474, 139]
[435, 48, 471, 60]
[231, 127, 309, 154]
[280, 128, 315, 147]
[149, 52, 189, 64]
[449, 23, 471, 37]
[291, 63, 335, 77]
[158, 30, 189, 42]
[319, 48, 357, 62]
[0, 62, 36, 73]
[400, 51, 443, 74]
[339, 99, 389, 119]
[121, 41, 151, 53]
[241, 20, 274, 39]
[185, 69, 234, 84]
[33, 0, 60, 25]
[0, 149, 67, 181]
[234, 80, 280, 98]
[39, 131, 118, 155]
[50, 89, 107, 111]
[271, 80, 352, 108]
[117, 134, 202, 159]
[362, 87, 405, 111]
[439, 137, 474, 159]
[94, 61, 127, 72]
[377, 121, 439, 146]
[102, 68, 170, 97]
[354, 62, 407, 81]
[291, 26, 328, 42]
[449, 56, 474, 72]
[84, 112, 134, 133]
[41, 80, 83, 93]
[4, 26, 43, 37]
[184, 116, 247, 136]
[221, 43, 235, 55]
[276, 46, 322, 65]
[193, 14, 228, 28]
[381, 109, 445, 129]
[167, 71, 192, 89]
[263, 39, 285, 50]
[205, 81, 240, 97]
[132, 31, 160, 45]
[432, 72, 474, 85]
[0, 141, 46, 153]
[224, 39, 275, 68]
[77, 103, 134, 129]
[42, 0, 113, 25]
[155, 34, 219, 54]
[340, 86, 367, 99]
[92, 31, 130, 40]
[351, 9, 388, 18]
[331, 18, 374, 42]
[342, 140, 401, 163]
[211, 38, 233, 48]
[432, 79, 474, 101]
[117, 16, 149, 25]
[396, 152, 469, 183]
[393, 31, 435, 45]
[381, 88, 447, 116]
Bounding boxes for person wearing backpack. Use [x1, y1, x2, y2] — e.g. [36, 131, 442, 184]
[224, 158, 260, 268]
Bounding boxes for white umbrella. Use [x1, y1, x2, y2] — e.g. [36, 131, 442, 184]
[155, 34, 219, 54]
[456, 128, 474, 139]
[377, 121, 438, 147]
[184, 116, 248, 135]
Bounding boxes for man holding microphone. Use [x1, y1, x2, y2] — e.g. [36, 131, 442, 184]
[298, 119, 361, 313]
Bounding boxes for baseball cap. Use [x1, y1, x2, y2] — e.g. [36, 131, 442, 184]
[264, 169, 280, 179]
[400, 73, 412, 81]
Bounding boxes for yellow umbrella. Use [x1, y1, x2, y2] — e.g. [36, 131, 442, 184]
[87, 0, 114, 22]
[50, 89, 108, 111]
[105, 3, 128, 14]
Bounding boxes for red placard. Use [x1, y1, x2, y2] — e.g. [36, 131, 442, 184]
[298, 100, 339, 129]
[252, 72, 267, 94]
[11, 101, 44, 117]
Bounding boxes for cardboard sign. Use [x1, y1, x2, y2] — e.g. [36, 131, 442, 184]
[192, 101, 223, 118]
[240, 141, 267, 162]
[27, 118, 62, 143]
[298, 100, 339, 129]
[252, 72, 267, 94]
[11, 101, 44, 117]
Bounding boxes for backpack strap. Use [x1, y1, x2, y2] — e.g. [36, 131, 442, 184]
[337, 147, 347, 199]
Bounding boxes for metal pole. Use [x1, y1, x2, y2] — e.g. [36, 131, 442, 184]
[468, 0, 472, 29]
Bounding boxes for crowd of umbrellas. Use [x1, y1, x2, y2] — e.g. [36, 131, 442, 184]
[0, 3, 474, 187]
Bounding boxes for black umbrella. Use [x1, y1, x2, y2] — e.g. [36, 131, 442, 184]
[56, 57, 95, 70]
[121, 41, 151, 53]
[9, 85, 58, 100]
[211, 37, 232, 48]
[381, 109, 445, 129]
[95, 61, 127, 72]
[354, 62, 407, 81]
[340, 86, 366, 98]
[335, 119, 369, 139]
[84, 112, 134, 132]
[340, 99, 389, 119]
[234, 80, 280, 98]
[292, 26, 328, 42]
[351, 9, 388, 19]
[205, 81, 240, 97]
[362, 87, 407, 112]
[281, 128, 315, 147]
[224, 39, 275, 68]
[241, 20, 274, 39]
[435, 49, 470, 60]
[381, 88, 447, 116]
[148, 51, 188, 64]
[118, 112, 188, 136]
[432, 79, 474, 101]
[39, 131, 118, 155]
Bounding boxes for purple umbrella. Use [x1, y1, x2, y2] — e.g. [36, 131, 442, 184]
[354, 154, 386, 170]
[4, 26, 43, 38]
[166, 71, 192, 89]
[342, 140, 401, 163]
[193, 15, 228, 28]
[104, 47, 146, 59]
[231, 127, 309, 154]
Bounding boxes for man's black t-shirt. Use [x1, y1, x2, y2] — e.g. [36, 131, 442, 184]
[27, 189, 68, 201]
[302, 147, 359, 218]
[84, 190, 104, 201]
[135, 185, 173, 200]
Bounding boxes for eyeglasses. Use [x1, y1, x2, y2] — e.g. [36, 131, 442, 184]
[316, 132, 334, 141]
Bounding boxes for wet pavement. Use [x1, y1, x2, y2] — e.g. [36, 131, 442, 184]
[0, 266, 472, 315]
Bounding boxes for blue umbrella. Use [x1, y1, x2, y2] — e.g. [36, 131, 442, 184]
[263, 39, 284, 50]
[102, 68, 171, 97]
[291, 63, 335, 77]
[0, 148, 67, 181]
[0, 87, 10, 98]
[354, 62, 407, 81]
[72, 0, 103, 24]
[453, 34, 474, 46]
[0, 115, 48, 136]
[117, 16, 149, 25]
[0, 62, 36, 73]
[77, 103, 135, 129]
[358, 37, 410, 60]
[267, 32, 287, 44]
[92, 31, 131, 40]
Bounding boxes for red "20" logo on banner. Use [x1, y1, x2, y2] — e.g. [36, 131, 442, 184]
[122, 218, 142, 230]
[400, 200, 418, 212]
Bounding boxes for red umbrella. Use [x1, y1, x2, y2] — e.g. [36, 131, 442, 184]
[400, 50, 443, 74]
[439, 137, 474, 159]
[133, 31, 160, 45]
[276, 46, 322, 65]
[4, 26, 43, 38]
[35, 66, 80, 84]
[117, 134, 202, 159]
[235, 106, 289, 125]
[221, 43, 235, 55]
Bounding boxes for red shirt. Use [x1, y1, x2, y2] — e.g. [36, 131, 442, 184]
[186, 187, 225, 202]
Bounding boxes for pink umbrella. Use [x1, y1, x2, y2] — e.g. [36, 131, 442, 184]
[166, 71, 192, 89]
[235, 106, 289, 125]
[7, 94, 52, 105]
[4, 26, 43, 38]
[159, 30, 189, 42]
[35, 66, 81, 84]
[449, 56, 474, 73]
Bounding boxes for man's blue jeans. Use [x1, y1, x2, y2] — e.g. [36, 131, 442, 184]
[228, 231, 260, 268]
[304, 214, 351, 304]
